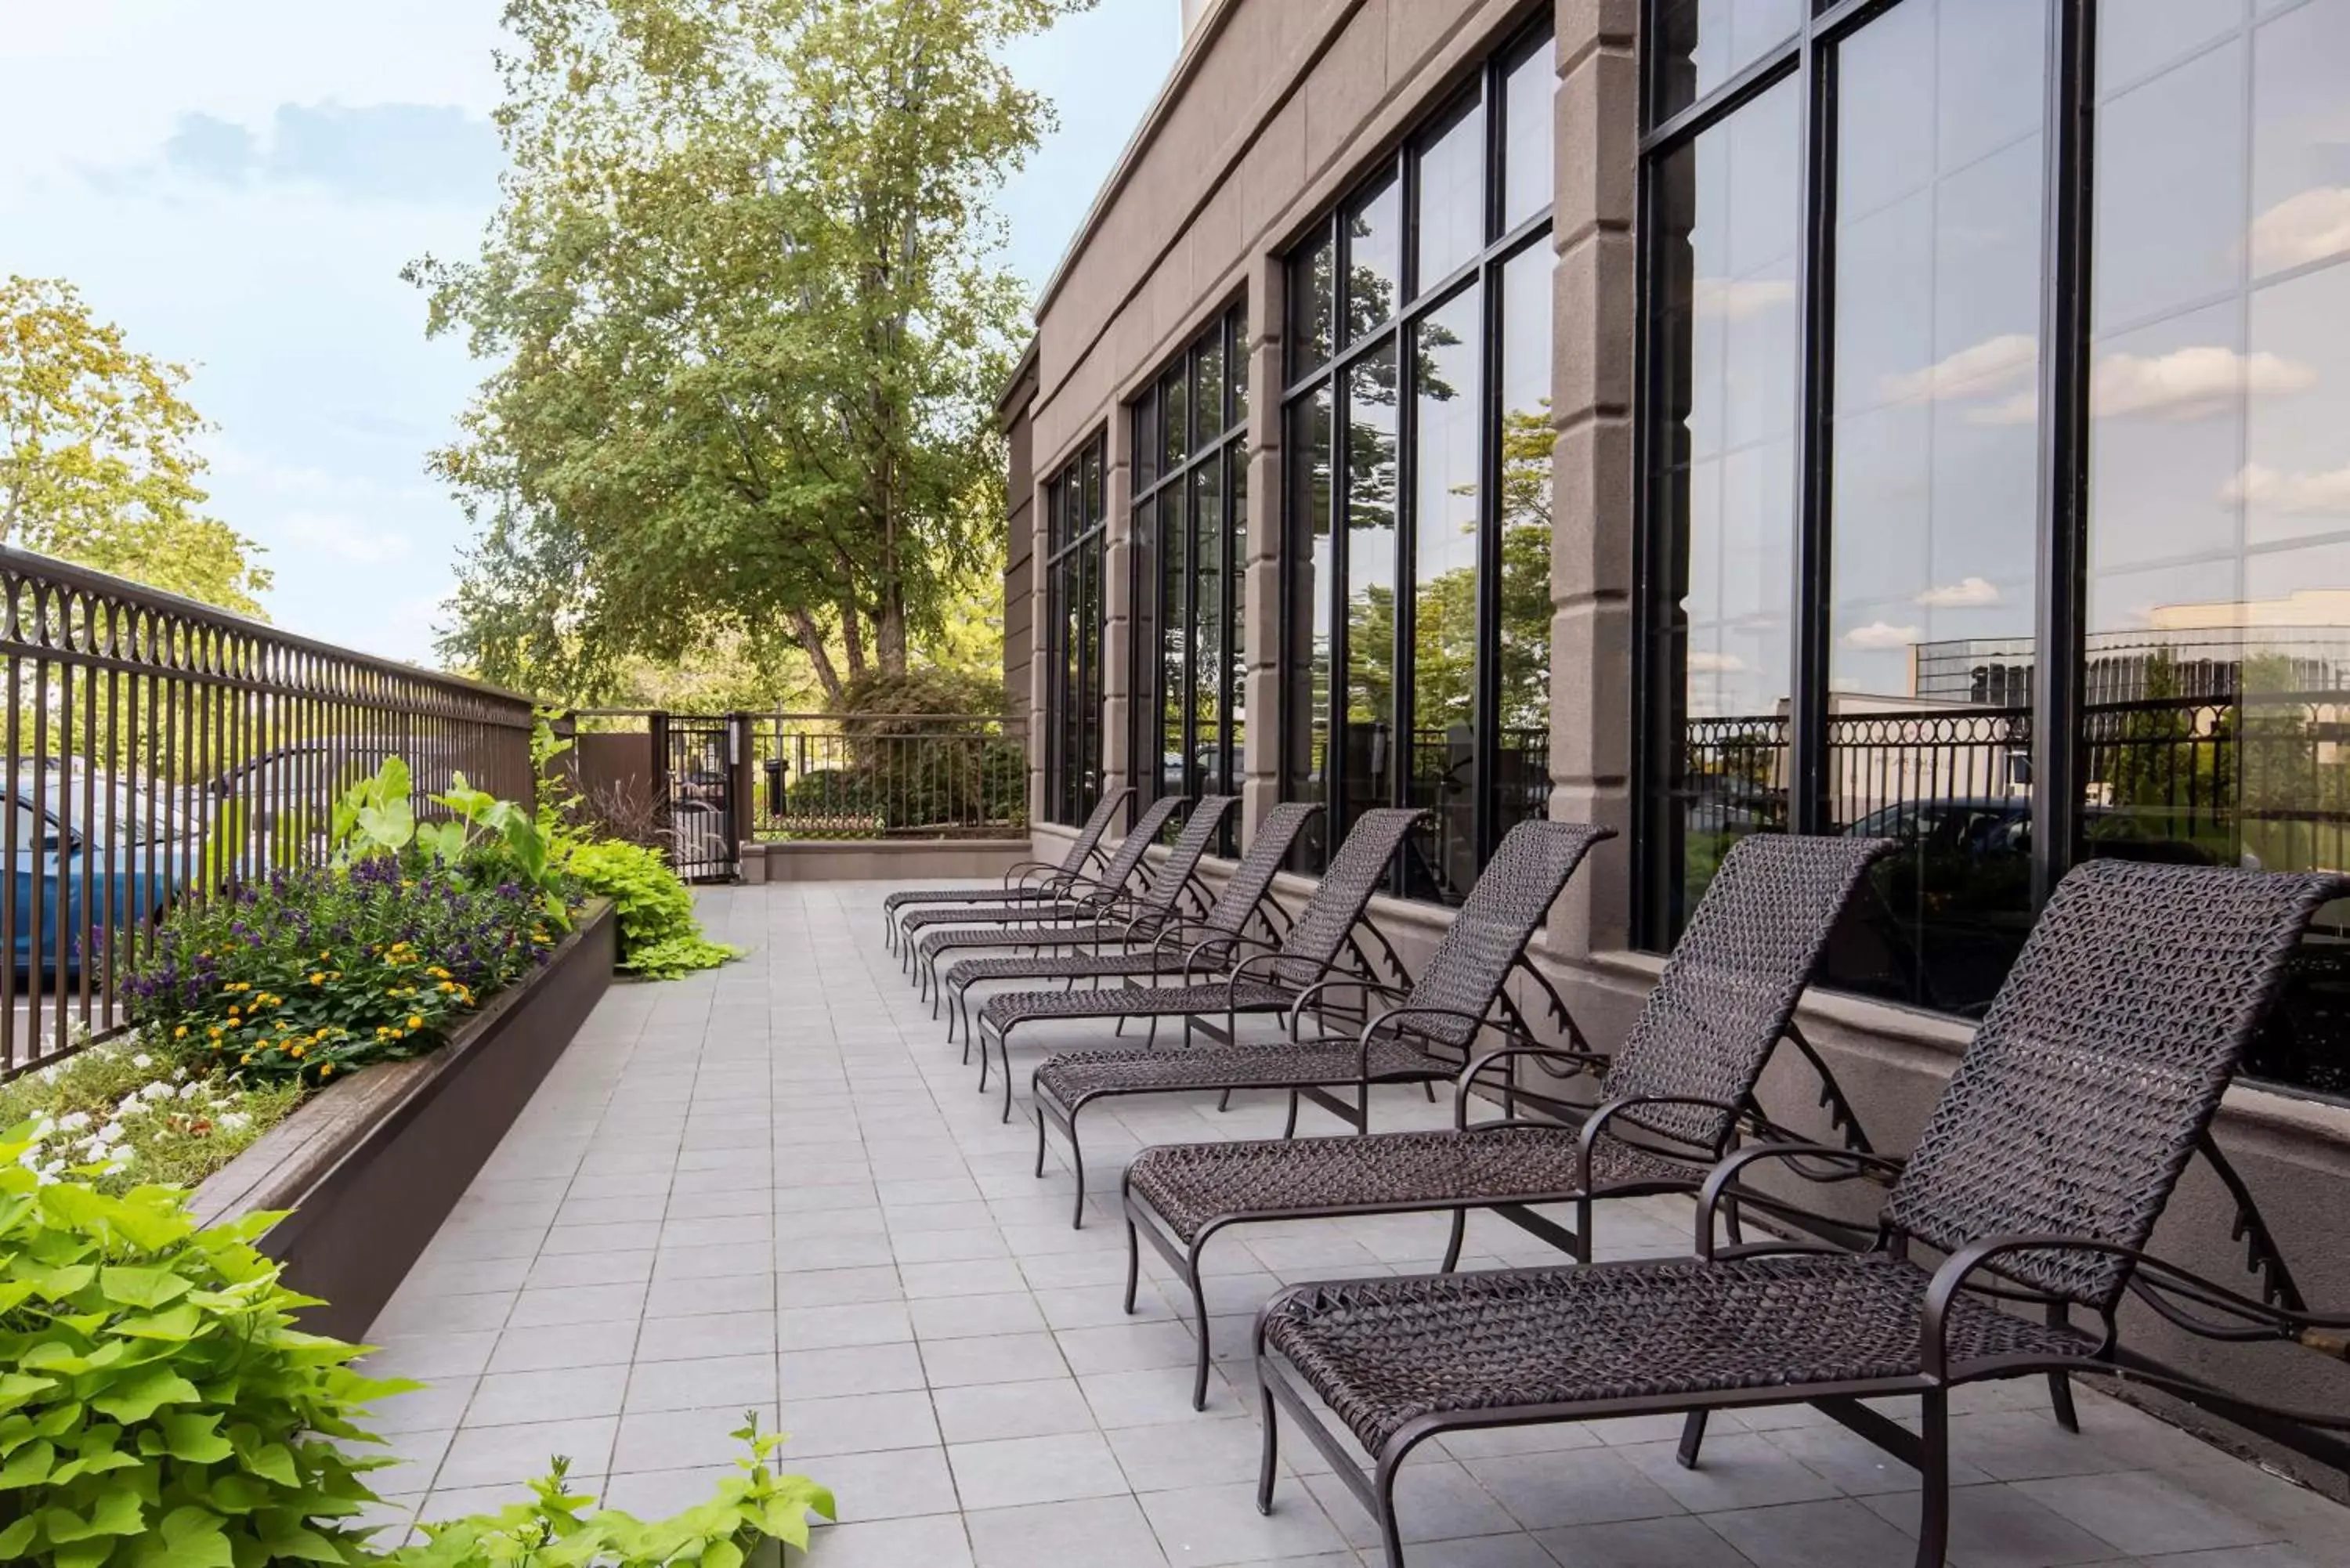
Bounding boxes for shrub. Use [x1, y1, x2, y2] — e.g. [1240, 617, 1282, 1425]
[565, 840, 739, 981]
[122, 861, 557, 1086]
[0, 1125, 410, 1566]
[0, 1129, 832, 1568]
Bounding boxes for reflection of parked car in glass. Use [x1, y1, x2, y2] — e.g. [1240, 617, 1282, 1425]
[205, 736, 468, 851]
[9, 774, 188, 975]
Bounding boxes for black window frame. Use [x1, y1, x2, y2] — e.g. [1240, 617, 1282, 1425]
[1277, 16, 1560, 902]
[1633, 0, 2350, 1101]
[1130, 298, 1250, 850]
[1043, 431, 1109, 827]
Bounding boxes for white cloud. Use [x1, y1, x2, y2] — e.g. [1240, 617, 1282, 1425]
[1881, 332, 2038, 408]
[1687, 651, 1749, 673]
[2093, 345, 2317, 421]
[2250, 186, 2350, 275]
[2225, 461, 2350, 516]
[283, 511, 413, 565]
[1693, 277, 1795, 322]
[1914, 576, 2002, 609]
[1843, 620, 1921, 650]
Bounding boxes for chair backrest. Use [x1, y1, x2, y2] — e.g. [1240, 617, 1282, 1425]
[1602, 833, 1899, 1150]
[1202, 802, 1323, 935]
[1395, 821, 1614, 1049]
[1137, 796, 1238, 915]
[1092, 795, 1187, 894]
[1059, 786, 1133, 872]
[1269, 807, 1426, 990]
[1882, 860, 2345, 1311]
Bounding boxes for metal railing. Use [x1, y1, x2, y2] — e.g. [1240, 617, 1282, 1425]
[750, 712, 1027, 840]
[0, 547, 536, 1075]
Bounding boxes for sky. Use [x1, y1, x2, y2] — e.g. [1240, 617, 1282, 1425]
[0, 0, 1180, 667]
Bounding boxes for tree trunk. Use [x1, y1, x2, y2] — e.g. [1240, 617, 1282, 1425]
[788, 609, 844, 706]
[838, 598, 867, 685]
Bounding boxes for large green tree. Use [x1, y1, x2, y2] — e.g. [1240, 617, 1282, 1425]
[0, 275, 272, 616]
[414, 0, 1080, 703]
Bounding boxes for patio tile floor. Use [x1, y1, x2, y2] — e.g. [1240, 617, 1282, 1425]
[361, 883, 2350, 1566]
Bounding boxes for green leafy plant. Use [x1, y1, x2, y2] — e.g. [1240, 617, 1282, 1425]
[563, 840, 739, 980]
[418, 774, 571, 932]
[331, 758, 417, 865]
[0, 1124, 412, 1567]
[390, 1414, 831, 1568]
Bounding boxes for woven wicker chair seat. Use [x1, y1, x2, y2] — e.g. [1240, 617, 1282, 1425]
[1036, 1036, 1449, 1107]
[899, 899, 1082, 934]
[1263, 1252, 2099, 1453]
[919, 920, 1139, 963]
[981, 978, 1294, 1035]
[944, 950, 1172, 987]
[1126, 1125, 1705, 1244]
[884, 884, 1058, 916]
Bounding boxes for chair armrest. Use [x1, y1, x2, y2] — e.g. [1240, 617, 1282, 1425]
[1452, 1041, 1611, 1127]
[1346, 1005, 1491, 1076]
[1283, 972, 1414, 1039]
[1693, 1140, 1907, 1259]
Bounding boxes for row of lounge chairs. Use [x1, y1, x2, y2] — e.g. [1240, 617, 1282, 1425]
[877, 789, 2350, 1567]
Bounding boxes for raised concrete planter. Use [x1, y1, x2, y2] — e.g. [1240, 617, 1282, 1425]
[191, 899, 616, 1342]
[747, 837, 1032, 883]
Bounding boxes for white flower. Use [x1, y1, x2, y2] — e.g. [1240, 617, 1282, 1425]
[220, 1112, 251, 1131]
[178, 1082, 202, 1101]
[56, 1111, 91, 1133]
[141, 1082, 174, 1102]
[132, 1053, 153, 1069]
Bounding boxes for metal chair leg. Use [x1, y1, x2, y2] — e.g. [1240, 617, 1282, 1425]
[2048, 1372, 2079, 1433]
[1440, 1209, 1468, 1273]
[1676, 1411, 1708, 1469]
[1255, 1371, 1281, 1515]
[1035, 1107, 1050, 1179]
[1915, 1389, 1951, 1568]
[1066, 1111, 1088, 1227]
[1122, 1219, 1141, 1313]
[1188, 1263, 1213, 1411]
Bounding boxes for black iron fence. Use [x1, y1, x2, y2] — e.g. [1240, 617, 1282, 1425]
[752, 712, 1026, 841]
[0, 547, 536, 1076]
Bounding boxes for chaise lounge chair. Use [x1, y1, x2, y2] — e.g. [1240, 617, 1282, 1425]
[1023, 818, 1613, 1227]
[898, 793, 1190, 992]
[938, 800, 1315, 1047]
[880, 785, 1130, 955]
[1253, 858, 2350, 1567]
[1120, 832, 1896, 1408]
[968, 807, 1426, 1126]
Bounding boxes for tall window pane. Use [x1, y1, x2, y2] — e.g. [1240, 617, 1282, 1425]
[1416, 96, 1487, 291]
[1044, 434, 1107, 826]
[1502, 41, 1556, 232]
[1293, 240, 1335, 378]
[1158, 496, 1183, 798]
[2088, 0, 2350, 1093]
[1824, 0, 2047, 1015]
[1285, 386, 1336, 869]
[1230, 452, 1249, 810]
[1648, 76, 1802, 938]
[1406, 287, 1484, 904]
[1346, 175, 1403, 341]
[1343, 342, 1401, 843]
[1191, 457, 1225, 796]
[1495, 243, 1555, 844]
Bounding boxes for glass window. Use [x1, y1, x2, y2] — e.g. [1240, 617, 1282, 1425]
[1044, 434, 1108, 826]
[1653, 0, 1803, 119]
[1345, 174, 1403, 341]
[1495, 244, 1555, 845]
[2085, 0, 2350, 1093]
[1281, 21, 1555, 894]
[1416, 95, 1487, 291]
[1292, 240, 1335, 378]
[1502, 38, 1556, 233]
[1406, 287, 1484, 902]
[1131, 302, 1249, 844]
[1648, 76, 1802, 936]
[1820, 0, 2048, 1016]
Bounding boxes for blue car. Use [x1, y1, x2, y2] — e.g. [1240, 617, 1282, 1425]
[9, 774, 188, 977]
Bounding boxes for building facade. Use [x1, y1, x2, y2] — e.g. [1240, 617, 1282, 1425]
[1000, 0, 2350, 1484]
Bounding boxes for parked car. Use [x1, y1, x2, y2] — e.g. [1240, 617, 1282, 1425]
[8, 771, 190, 977]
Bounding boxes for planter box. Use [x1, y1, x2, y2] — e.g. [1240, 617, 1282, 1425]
[191, 900, 616, 1342]
[747, 837, 1032, 884]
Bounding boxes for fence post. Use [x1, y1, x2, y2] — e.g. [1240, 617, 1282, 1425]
[727, 712, 753, 882]
[648, 710, 672, 858]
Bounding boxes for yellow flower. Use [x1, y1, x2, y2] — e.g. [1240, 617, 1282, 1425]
[208, 1027, 223, 1040]
[309, 972, 325, 985]
[319, 1063, 334, 1078]
[407, 1014, 423, 1031]
[239, 1053, 251, 1064]
[289, 1044, 306, 1059]
[173, 1025, 187, 1040]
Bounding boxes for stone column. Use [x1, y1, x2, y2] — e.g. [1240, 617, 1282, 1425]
[1547, 0, 1640, 954]
[1241, 251, 1288, 850]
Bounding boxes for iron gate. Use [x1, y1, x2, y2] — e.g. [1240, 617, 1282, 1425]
[661, 714, 739, 883]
